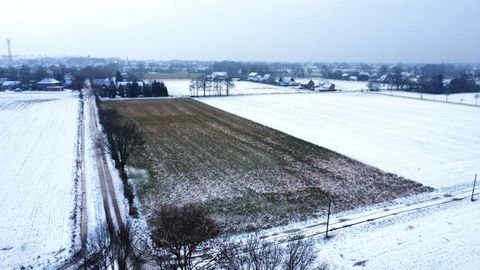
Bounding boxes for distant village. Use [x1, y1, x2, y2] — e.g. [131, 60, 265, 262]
[1, 56, 479, 95]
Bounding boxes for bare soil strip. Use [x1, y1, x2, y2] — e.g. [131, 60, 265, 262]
[106, 99, 431, 232]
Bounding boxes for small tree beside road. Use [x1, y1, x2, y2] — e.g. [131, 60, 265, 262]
[150, 204, 222, 270]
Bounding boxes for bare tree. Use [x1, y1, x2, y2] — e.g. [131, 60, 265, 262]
[150, 204, 222, 270]
[82, 223, 115, 270]
[82, 221, 144, 270]
[283, 240, 318, 270]
[222, 236, 283, 270]
[107, 122, 145, 171]
[222, 237, 328, 270]
[99, 108, 145, 171]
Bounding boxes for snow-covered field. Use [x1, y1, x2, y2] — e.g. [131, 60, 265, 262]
[163, 79, 307, 97]
[200, 92, 480, 188]
[376, 90, 480, 106]
[0, 91, 80, 269]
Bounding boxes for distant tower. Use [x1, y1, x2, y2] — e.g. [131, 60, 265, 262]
[6, 39, 13, 67]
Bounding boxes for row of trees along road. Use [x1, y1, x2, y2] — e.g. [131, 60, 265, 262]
[97, 97, 144, 216]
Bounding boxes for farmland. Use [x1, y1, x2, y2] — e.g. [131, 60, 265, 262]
[201, 92, 480, 188]
[0, 91, 80, 269]
[105, 99, 430, 232]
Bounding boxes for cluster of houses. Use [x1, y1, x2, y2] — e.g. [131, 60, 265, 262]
[0, 78, 64, 91]
[246, 72, 335, 91]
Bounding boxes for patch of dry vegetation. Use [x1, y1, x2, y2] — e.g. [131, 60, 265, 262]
[105, 99, 432, 232]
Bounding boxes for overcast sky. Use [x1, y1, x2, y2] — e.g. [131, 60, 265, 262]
[1, 0, 479, 63]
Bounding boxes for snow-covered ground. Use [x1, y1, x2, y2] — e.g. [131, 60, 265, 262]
[0, 91, 80, 269]
[163, 79, 307, 97]
[317, 197, 480, 269]
[376, 90, 480, 106]
[200, 92, 480, 188]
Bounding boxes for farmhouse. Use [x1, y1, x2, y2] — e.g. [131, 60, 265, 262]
[318, 80, 336, 91]
[262, 74, 275, 84]
[300, 80, 315, 90]
[1, 81, 21, 90]
[247, 72, 258, 81]
[211, 72, 228, 80]
[37, 78, 64, 91]
[278, 76, 299, 86]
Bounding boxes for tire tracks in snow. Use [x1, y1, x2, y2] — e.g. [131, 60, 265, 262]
[59, 92, 125, 269]
[258, 188, 480, 244]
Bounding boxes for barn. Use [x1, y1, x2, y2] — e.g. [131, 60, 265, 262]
[37, 78, 64, 91]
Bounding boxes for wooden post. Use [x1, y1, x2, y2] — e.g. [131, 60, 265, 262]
[325, 198, 332, 238]
[472, 174, 477, 201]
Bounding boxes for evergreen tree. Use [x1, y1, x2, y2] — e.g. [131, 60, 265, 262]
[108, 81, 117, 98]
[115, 71, 124, 83]
[131, 81, 140, 97]
[118, 84, 126, 97]
[143, 83, 152, 97]
[125, 83, 133, 97]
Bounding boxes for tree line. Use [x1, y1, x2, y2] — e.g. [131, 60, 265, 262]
[96, 97, 145, 216]
[95, 80, 168, 98]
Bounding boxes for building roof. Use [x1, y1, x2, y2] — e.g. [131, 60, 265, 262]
[212, 72, 228, 77]
[2, 81, 20, 86]
[37, 78, 61, 85]
[279, 76, 294, 83]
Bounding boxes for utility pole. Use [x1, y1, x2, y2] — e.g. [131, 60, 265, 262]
[472, 174, 477, 202]
[325, 198, 332, 238]
[6, 39, 13, 67]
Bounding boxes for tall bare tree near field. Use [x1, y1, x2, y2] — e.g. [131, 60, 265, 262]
[100, 109, 145, 172]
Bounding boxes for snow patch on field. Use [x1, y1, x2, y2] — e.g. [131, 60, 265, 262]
[200, 93, 480, 188]
[0, 91, 80, 269]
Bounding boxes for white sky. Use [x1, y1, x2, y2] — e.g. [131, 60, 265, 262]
[1, 0, 479, 63]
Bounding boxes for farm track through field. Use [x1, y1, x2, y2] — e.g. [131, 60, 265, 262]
[89, 94, 125, 234]
[60, 91, 125, 270]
